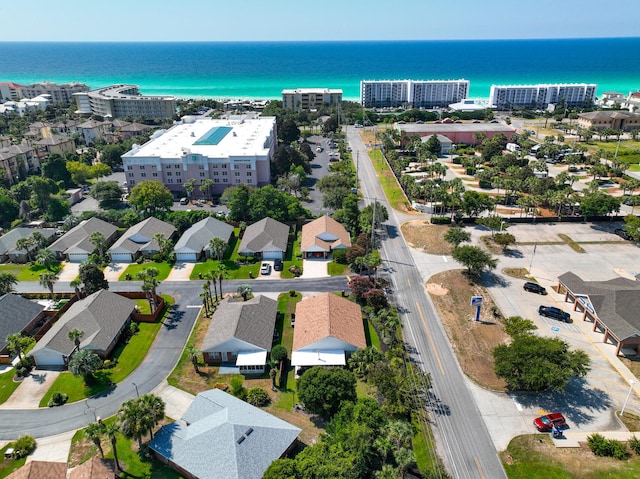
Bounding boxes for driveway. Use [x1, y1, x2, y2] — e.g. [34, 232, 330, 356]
[301, 258, 329, 278]
[165, 262, 195, 281]
[0, 370, 60, 410]
[56, 262, 81, 282]
[103, 262, 128, 281]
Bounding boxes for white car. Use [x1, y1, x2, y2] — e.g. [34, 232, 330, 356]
[260, 263, 271, 275]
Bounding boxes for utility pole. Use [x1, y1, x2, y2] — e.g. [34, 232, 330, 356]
[371, 197, 377, 252]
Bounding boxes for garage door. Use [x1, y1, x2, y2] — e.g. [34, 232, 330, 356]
[262, 251, 283, 260]
[110, 253, 133, 263]
[68, 254, 88, 263]
[175, 252, 197, 262]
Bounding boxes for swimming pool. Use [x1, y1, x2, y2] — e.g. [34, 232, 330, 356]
[193, 126, 232, 145]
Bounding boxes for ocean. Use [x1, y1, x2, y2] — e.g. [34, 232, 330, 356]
[1, 38, 639, 101]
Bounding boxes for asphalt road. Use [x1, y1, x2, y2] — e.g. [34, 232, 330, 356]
[347, 126, 507, 479]
[0, 277, 348, 440]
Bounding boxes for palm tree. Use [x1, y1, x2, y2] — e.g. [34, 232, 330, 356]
[185, 344, 201, 373]
[68, 349, 103, 383]
[118, 398, 147, 449]
[68, 328, 84, 353]
[6, 333, 28, 362]
[39, 272, 58, 300]
[70, 277, 83, 299]
[237, 284, 252, 301]
[375, 464, 400, 479]
[15, 237, 34, 262]
[384, 420, 414, 451]
[30, 231, 48, 250]
[0, 272, 18, 295]
[199, 179, 214, 200]
[104, 422, 121, 471]
[199, 290, 210, 316]
[203, 269, 218, 301]
[184, 178, 197, 199]
[139, 394, 165, 439]
[84, 422, 105, 458]
[136, 267, 160, 312]
[208, 237, 227, 260]
[394, 447, 416, 478]
[90, 231, 107, 260]
[36, 248, 57, 271]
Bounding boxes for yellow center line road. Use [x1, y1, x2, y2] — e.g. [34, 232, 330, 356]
[474, 457, 486, 479]
[415, 301, 445, 376]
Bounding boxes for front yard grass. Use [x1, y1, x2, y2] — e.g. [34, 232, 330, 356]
[0, 443, 27, 479]
[280, 229, 302, 279]
[39, 296, 173, 406]
[0, 371, 21, 406]
[0, 262, 63, 281]
[190, 234, 261, 280]
[119, 261, 172, 281]
[328, 261, 350, 276]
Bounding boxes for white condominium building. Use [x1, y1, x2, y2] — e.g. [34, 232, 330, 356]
[489, 83, 597, 110]
[74, 84, 176, 120]
[282, 88, 343, 111]
[360, 79, 469, 108]
[0, 81, 89, 103]
[122, 116, 276, 196]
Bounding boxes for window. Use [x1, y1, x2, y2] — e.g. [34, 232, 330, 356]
[167, 172, 172, 176]
[247, 178, 252, 184]
[130, 180, 136, 185]
[176, 172, 181, 176]
[153, 172, 158, 177]
[168, 179, 174, 183]
[212, 164, 218, 168]
[234, 165, 240, 170]
[199, 165, 204, 170]
[235, 172, 240, 177]
[223, 178, 228, 183]
[222, 171, 228, 176]
[200, 172, 205, 177]
[245, 164, 251, 169]
[175, 164, 180, 168]
[235, 179, 241, 184]
[141, 173, 146, 177]
[214, 178, 220, 183]
[177, 178, 182, 183]
[128, 173, 134, 177]
[222, 164, 228, 169]
[246, 172, 252, 177]
[139, 165, 145, 170]
[127, 165, 133, 170]
[213, 171, 219, 176]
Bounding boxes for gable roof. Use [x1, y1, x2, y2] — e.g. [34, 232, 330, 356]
[174, 217, 233, 254]
[108, 217, 175, 255]
[201, 295, 277, 352]
[67, 457, 115, 479]
[5, 461, 66, 479]
[0, 294, 45, 351]
[301, 215, 351, 254]
[238, 218, 289, 255]
[49, 217, 117, 256]
[149, 389, 300, 479]
[0, 228, 56, 256]
[30, 290, 134, 357]
[293, 293, 366, 351]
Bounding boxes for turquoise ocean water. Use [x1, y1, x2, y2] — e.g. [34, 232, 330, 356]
[1, 39, 639, 101]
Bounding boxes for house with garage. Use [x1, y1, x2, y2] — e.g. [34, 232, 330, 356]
[108, 217, 175, 263]
[301, 215, 351, 259]
[173, 216, 234, 262]
[28, 290, 135, 368]
[291, 292, 366, 373]
[0, 227, 56, 263]
[49, 217, 118, 262]
[201, 295, 277, 373]
[0, 294, 46, 359]
[238, 217, 289, 260]
[149, 388, 300, 479]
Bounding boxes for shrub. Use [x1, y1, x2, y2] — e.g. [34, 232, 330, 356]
[288, 265, 302, 277]
[10, 435, 36, 458]
[478, 179, 492, 189]
[289, 289, 296, 297]
[629, 435, 640, 455]
[431, 216, 452, 225]
[230, 375, 245, 398]
[452, 156, 462, 165]
[129, 322, 140, 335]
[270, 345, 288, 363]
[587, 433, 630, 460]
[246, 387, 270, 407]
[332, 249, 348, 264]
[48, 391, 68, 407]
[465, 166, 476, 175]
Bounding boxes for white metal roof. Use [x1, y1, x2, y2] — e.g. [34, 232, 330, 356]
[235, 350, 268, 366]
[291, 349, 346, 367]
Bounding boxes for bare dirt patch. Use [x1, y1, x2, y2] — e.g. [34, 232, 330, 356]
[400, 221, 453, 255]
[427, 270, 508, 390]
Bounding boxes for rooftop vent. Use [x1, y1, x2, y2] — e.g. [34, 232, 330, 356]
[237, 436, 245, 444]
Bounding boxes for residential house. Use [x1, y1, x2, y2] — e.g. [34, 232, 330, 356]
[0, 227, 56, 263]
[108, 217, 175, 263]
[35, 134, 76, 159]
[118, 122, 152, 140]
[291, 293, 366, 372]
[149, 389, 301, 479]
[67, 457, 116, 478]
[238, 217, 289, 260]
[5, 460, 67, 479]
[49, 217, 118, 262]
[421, 133, 454, 155]
[0, 142, 39, 184]
[173, 217, 233, 262]
[201, 295, 277, 373]
[76, 119, 110, 145]
[0, 294, 46, 356]
[29, 290, 135, 368]
[577, 110, 640, 132]
[301, 215, 351, 259]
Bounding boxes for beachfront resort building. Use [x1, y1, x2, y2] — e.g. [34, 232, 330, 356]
[489, 83, 597, 110]
[360, 79, 469, 108]
[282, 88, 342, 111]
[0, 81, 89, 103]
[122, 116, 276, 196]
[74, 84, 176, 120]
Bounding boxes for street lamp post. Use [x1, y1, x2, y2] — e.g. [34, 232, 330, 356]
[621, 380, 635, 417]
[132, 382, 140, 398]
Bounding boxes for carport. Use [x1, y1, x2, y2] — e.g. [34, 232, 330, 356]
[558, 272, 640, 355]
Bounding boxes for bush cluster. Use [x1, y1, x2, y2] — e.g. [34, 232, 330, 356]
[47, 391, 68, 407]
[9, 435, 36, 458]
[431, 216, 452, 225]
[587, 433, 630, 460]
[246, 387, 270, 407]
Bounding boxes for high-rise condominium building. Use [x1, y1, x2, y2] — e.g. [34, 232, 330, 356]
[282, 88, 343, 111]
[489, 83, 597, 110]
[360, 80, 469, 108]
[74, 84, 176, 120]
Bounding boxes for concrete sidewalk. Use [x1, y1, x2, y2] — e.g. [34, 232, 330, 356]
[552, 430, 638, 448]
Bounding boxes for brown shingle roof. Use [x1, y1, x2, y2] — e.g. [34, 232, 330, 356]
[292, 293, 366, 351]
[5, 461, 66, 479]
[301, 215, 351, 254]
[68, 457, 116, 479]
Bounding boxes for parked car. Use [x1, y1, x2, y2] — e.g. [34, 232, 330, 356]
[179, 197, 189, 205]
[538, 305, 571, 322]
[260, 263, 271, 275]
[614, 228, 630, 240]
[273, 259, 283, 271]
[534, 413, 566, 432]
[523, 282, 547, 295]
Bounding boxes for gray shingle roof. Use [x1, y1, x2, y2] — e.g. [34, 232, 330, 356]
[149, 389, 300, 479]
[0, 228, 56, 256]
[238, 218, 289, 255]
[108, 217, 175, 255]
[0, 294, 44, 351]
[49, 217, 117, 256]
[201, 295, 277, 352]
[558, 271, 640, 341]
[29, 290, 134, 357]
[174, 217, 233, 254]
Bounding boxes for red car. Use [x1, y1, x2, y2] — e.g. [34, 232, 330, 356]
[533, 413, 566, 432]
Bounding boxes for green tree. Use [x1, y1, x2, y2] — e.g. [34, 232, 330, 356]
[41, 153, 71, 186]
[279, 119, 301, 144]
[493, 232, 516, 251]
[579, 191, 620, 218]
[443, 227, 471, 248]
[118, 397, 148, 449]
[244, 185, 308, 222]
[424, 134, 442, 156]
[297, 367, 357, 419]
[0, 271, 18, 295]
[323, 115, 339, 134]
[493, 335, 590, 391]
[348, 346, 383, 379]
[270, 344, 288, 363]
[36, 248, 56, 270]
[0, 192, 19, 229]
[39, 271, 58, 300]
[84, 422, 105, 458]
[183, 178, 197, 199]
[475, 215, 507, 237]
[139, 393, 166, 439]
[68, 349, 103, 382]
[15, 236, 35, 263]
[104, 422, 121, 471]
[136, 267, 160, 312]
[462, 191, 495, 217]
[199, 178, 214, 200]
[68, 328, 84, 353]
[502, 316, 537, 337]
[185, 344, 201, 373]
[451, 245, 497, 276]
[66, 161, 93, 185]
[208, 237, 227, 260]
[263, 459, 298, 479]
[128, 180, 173, 216]
[91, 181, 123, 208]
[360, 201, 388, 235]
[6, 333, 31, 362]
[624, 214, 640, 241]
[79, 262, 109, 295]
[237, 284, 252, 301]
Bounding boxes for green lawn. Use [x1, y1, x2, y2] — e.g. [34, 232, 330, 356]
[370, 149, 409, 211]
[0, 262, 63, 281]
[39, 296, 173, 406]
[273, 292, 301, 410]
[0, 370, 21, 406]
[586, 139, 640, 165]
[190, 233, 261, 280]
[0, 443, 27, 479]
[119, 261, 173, 281]
[363, 318, 380, 350]
[328, 261, 350, 276]
[280, 230, 303, 279]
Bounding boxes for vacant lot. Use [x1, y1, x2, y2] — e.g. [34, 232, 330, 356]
[427, 270, 508, 390]
[401, 221, 453, 255]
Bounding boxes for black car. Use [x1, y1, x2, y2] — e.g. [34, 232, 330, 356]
[614, 228, 630, 240]
[523, 281, 547, 295]
[538, 305, 571, 322]
[273, 259, 283, 271]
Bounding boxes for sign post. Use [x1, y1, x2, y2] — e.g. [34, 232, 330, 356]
[470, 296, 483, 322]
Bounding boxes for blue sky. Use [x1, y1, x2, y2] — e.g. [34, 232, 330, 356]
[2, 0, 639, 42]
